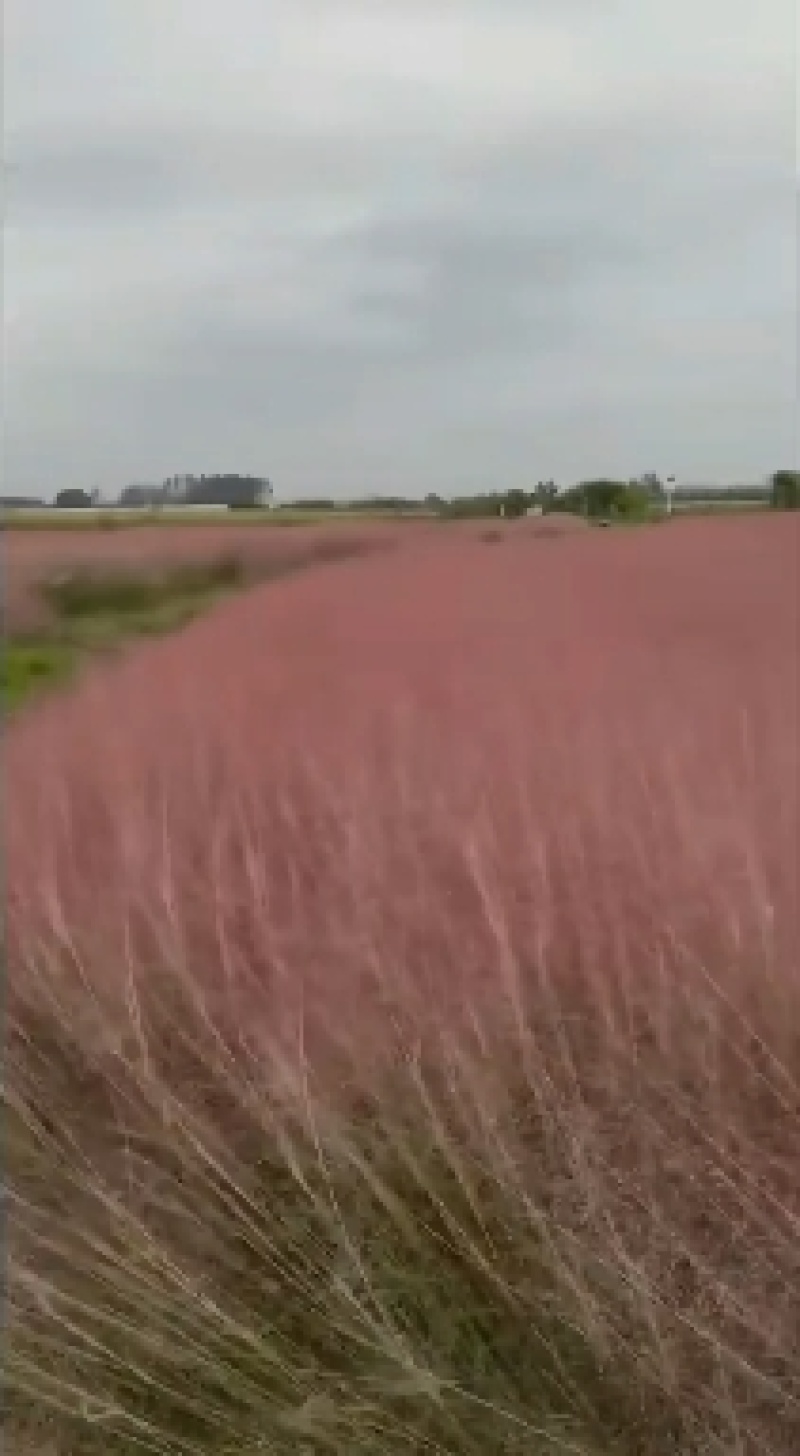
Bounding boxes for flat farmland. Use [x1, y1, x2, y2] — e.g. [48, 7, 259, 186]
[2, 515, 417, 635]
[7, 512, 800, 1456]
[8, 513, 797, 1008]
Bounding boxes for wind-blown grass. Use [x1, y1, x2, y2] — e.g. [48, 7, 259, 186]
[7, 722, 799, 1456]
[6, 516, 799, 1453]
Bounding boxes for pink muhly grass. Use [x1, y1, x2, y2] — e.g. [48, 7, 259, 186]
[6, 517, 800, 1454]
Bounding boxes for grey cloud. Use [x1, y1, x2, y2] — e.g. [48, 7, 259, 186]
[349, 224, 595, 356]
[8, 137, 197, 221]
[7, 134, 424, 229]
[335, 113, 792, 361]
[4, 0, 795, 499]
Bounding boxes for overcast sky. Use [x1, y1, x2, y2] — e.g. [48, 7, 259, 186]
[4, 1, 797, 500]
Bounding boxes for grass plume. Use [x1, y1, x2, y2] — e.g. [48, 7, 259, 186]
[7, 722, 799, 1455]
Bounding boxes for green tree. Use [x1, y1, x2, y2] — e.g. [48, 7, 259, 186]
[502, 488, 530, 519]
[613, 483, 651, 518]
[770, 471, 800, 509]
[536, 480, 558, 507]
[579, 481, 622, 517]
[550, 480, 652, 520]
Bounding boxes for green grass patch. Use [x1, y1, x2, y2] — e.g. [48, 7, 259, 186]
[4, 557, 245, 714]
[2, 639, 76, 712]
[6, 541, 384, 714]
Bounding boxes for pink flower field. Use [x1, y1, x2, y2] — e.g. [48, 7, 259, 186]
[7, 513, 800, 1456]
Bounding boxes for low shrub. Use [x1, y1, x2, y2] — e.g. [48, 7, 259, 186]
[40, 555, 244, 621]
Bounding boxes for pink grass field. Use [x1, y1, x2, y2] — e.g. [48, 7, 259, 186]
[7, 514, 798, 1013]
[7, 513, 799, 1078]
[2, 517, 412, 633]
[7, 512, 800, 1453]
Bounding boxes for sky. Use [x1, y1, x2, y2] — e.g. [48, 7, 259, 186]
[4, 0, 797, 500]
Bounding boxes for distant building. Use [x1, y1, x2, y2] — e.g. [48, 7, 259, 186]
[119, 483, 167, 507]
[183, 474, 272, 509]
[118, 475, 272, 509]
[0, 495, 45, 509]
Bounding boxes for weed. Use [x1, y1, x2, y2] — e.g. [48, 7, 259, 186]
[40, 555, 243, 621]
[1, 640, 75, 712]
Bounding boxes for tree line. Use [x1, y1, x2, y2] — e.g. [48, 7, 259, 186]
[435, 474, 796, 520]
[439, 478, 655, 520]
[49, 472, 798, 515]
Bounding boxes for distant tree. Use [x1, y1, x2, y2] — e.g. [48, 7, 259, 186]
[613, 483, 651, 518]
[638, 472, 664, 498]
[770, 471, 800, 509]
[502, 488, 530, 519]
[535, 481, 558, 509]
[551, 480, 612, 517]
[346, 496, 420, 513]
[586, 480, 626, 517]
[55, 488, 93, 508]
[551, 479, 653, 520]
[441, 492, 506, 520]
[549, 486, 580, 515]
